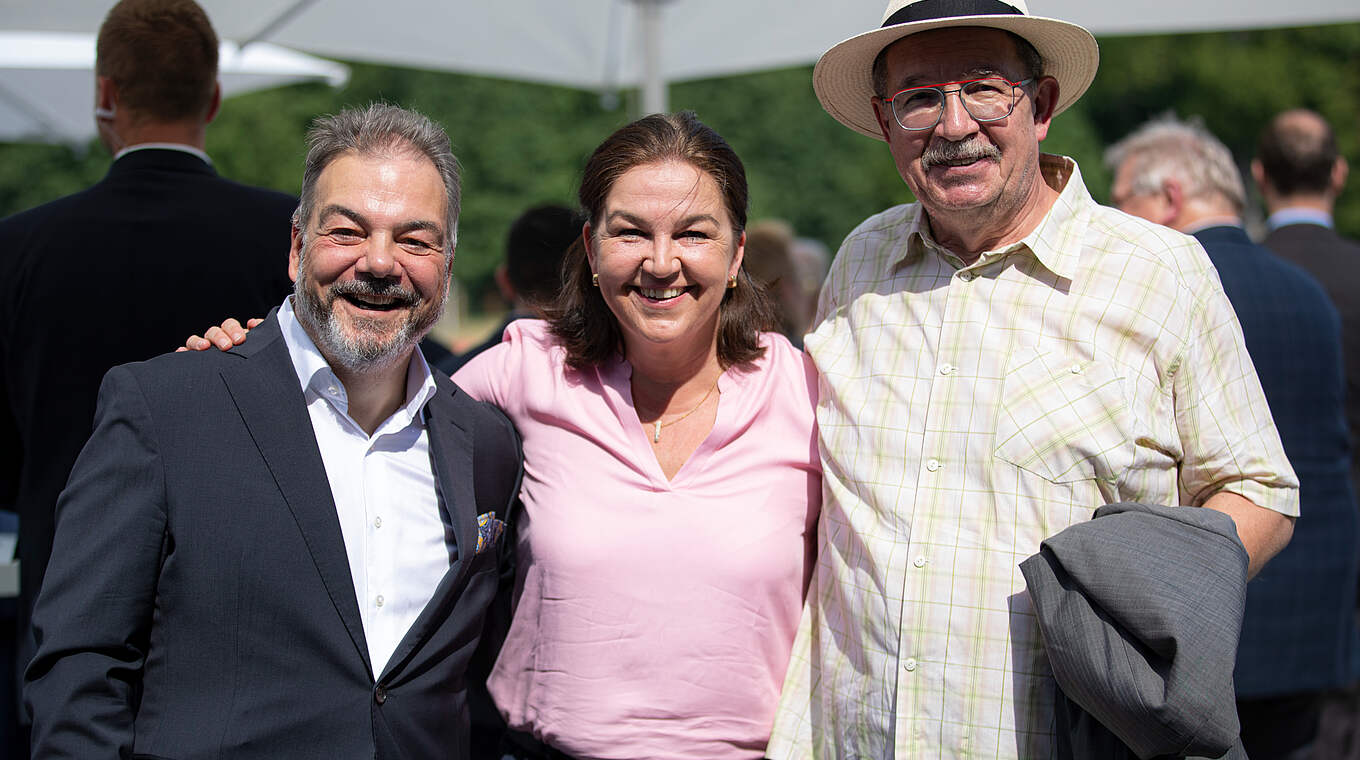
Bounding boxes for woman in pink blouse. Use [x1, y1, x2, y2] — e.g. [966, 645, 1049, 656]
[465, 112, 819, 760]
[190, 112, 819, 759]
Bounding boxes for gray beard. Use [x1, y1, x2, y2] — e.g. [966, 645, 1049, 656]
[292, 246, 445, 374]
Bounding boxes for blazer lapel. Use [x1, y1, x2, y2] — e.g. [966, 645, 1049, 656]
[220, 316, 373, 678]
[379, 377, 478, 680]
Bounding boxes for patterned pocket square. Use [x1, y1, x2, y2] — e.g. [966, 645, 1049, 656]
[475, 511, 505, 555]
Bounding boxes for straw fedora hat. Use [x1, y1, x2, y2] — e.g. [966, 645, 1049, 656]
[813, 0, 1099, 140]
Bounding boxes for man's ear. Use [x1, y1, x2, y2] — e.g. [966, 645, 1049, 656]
[94, 76, 117, 119]
[1251, 159, 1267, 192]
[871, 98, 894, 142]
[1332, 156, 1349, 196]
[205, 81, 222, 124]
[288, 225, 303, 283]
[494, 263, 516, 303]
[1030, 76, 1059, 142]
[1160, 178, 1185, 227]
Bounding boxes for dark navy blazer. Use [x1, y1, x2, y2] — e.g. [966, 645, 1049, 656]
[1194, 224, 1360, 697]
[24, 315, 523, 758]
[0, 149, 297, 668]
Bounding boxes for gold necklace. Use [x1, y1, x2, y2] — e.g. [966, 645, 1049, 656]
[642, 383, 718, 443]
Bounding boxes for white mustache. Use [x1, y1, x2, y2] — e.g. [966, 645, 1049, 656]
[921, 139, 1001, 171]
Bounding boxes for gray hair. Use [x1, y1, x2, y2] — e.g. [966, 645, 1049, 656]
[294, 103, 461, 256]
[1104, 114, 1247, 214]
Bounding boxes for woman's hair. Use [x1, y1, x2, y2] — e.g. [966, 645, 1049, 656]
[548, 111, 775, 369]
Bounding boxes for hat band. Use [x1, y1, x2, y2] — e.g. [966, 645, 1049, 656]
[882, 0, 1021, 27]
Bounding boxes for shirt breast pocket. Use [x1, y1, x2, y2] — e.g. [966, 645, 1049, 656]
[993, 348, 1135, 484]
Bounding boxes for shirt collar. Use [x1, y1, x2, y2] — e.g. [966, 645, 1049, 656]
[277, 297, 438, 431]
[1181, 216, 1244, 236]
[901, 154, 1085, 280]
[114, 143, 212, 166]
[1266, 206, 1332, 231]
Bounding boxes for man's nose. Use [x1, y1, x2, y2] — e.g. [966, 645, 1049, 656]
[935, 89, 981, 140]
[356, 235, 398, 278]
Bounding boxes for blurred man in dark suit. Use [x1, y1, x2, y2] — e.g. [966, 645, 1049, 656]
[0, 1, 295, 748]
[1109, 115, 1360, 760]
[1256, 109, 1360, 490]
[1256, 107, 1360, 760]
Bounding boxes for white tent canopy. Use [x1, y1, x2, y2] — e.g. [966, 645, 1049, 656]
[0, 31, 349, 145]
[3, 1, 1356, 115]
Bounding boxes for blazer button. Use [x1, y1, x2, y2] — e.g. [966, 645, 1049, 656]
[374, 685, 387, 705]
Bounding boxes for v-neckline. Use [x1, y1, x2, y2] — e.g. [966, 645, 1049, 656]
[604, 358, 731, 487]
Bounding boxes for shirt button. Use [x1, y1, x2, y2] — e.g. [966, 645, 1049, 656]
[1070, 364, 1083, 374]
[373, 516, 383, 529]
[904, 658, 918, 672]
[374, 685, 387, 705]
[327, 385, 339, 395]
[958, 271, 975, 282]
[913, 555, 927, 568]
[926, 459, 941, 472]
[939, 364, 956, 376]
[375, 594, 385, 607]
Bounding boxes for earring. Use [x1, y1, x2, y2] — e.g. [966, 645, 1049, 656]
[727, 275, 737, 289]
[592, 273, 600, 287]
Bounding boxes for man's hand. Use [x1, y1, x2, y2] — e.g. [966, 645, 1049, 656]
[176, 317, 262, 352]
[1204, 490, 1295, 578]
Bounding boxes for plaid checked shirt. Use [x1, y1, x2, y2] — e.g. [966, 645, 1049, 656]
[767, 156, 1299, 759]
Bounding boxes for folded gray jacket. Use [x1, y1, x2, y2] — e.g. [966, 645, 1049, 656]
[1019, 501, 1250, 760]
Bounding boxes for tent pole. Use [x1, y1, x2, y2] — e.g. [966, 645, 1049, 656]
[639, 0, 667, 115]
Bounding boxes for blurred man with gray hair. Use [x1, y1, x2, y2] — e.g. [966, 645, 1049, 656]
[1109, 114, 1360, 760]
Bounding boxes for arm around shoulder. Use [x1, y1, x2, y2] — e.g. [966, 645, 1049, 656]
[25, 364, 169, 758]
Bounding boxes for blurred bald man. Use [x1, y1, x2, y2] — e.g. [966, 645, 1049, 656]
[1257, 108, 1360, 760]
[1256, 110, 1360, 491]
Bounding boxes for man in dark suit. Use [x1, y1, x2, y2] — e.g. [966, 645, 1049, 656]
[1255, 109, 1360, 490]
[24, 103, 523, 759]
[0, 2, 295, 736]
[1256, 107, 1360, 760]
[1109, 115, 1360, 760]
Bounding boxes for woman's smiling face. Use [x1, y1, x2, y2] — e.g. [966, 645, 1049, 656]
[585, 160, 744, 359]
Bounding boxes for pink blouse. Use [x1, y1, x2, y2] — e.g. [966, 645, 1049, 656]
[453, 319, 819, 760]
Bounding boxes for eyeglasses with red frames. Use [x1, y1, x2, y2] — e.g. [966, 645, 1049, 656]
[880, 76, 1034, 131]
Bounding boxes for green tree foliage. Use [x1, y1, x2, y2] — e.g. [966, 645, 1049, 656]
[2, 23, 1356, 307]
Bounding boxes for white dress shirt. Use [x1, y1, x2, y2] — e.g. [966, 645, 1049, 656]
[278, 298, 450, 676]
[113, 142, 213, 165]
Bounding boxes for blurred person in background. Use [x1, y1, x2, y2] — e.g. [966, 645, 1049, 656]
[789, 236, 831, 333]
[0, 0, 295, 752]
[441, 204, 582, 374]
[743, 219, 811, 347]
[1108, 114, 1359, 760]
[1256, 109, 1360, 491]
[1256, 108, 1360, 760]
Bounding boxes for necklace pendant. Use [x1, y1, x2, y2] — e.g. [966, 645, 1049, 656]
[653, 420, 662, 443]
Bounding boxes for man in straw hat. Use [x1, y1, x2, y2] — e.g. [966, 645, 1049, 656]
[768, 1, 1299, 756]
